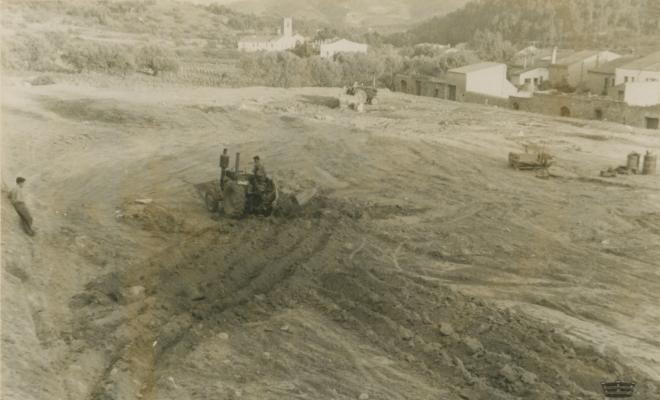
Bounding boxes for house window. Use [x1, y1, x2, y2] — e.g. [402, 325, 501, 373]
[594, 109, 603, 120]
[647, 117, 659, 130]
[560, 106, 571, 117]
[533, 78, 538, 84]
[625, 77, 629, 83]
[434, 88, 440, 97]
[524, 78, 531, 84]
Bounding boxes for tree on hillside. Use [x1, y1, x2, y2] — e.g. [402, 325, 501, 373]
[61, 40, 135, 75]
[470, 29, 516, 62]
[335, 52, 384, 86]
[276, 52, 309, 87]
[388, 0, 660, 49]
[372, 45, 405, 89]
[136, 44, 179, 76]
[290, 42, 318, 58]
[307, 56, 342, 86]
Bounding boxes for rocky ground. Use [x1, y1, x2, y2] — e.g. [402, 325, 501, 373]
[2, 75, 659, 399]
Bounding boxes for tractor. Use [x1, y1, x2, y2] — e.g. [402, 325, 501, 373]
[197, 151, 278, 218]
[339, 82, 378, 112]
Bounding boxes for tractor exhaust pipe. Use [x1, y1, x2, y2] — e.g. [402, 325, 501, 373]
[235, 152, 240, 174]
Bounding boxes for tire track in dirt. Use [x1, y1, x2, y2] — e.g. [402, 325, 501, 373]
[67, 208, 343, 399]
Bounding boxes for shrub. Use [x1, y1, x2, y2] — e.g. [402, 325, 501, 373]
[307, 56, 342, 87]
[1, 33, 60, 71]
[62, 40, 136, 75]
[136, 44, 179, 75]
[30, 75, 55, 86]
[206, 4, 232, 15]
[335, 52, 385, 87]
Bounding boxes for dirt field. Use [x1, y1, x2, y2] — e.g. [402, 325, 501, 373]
[2, 75, 659, 399]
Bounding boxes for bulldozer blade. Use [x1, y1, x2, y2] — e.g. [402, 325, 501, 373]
[294, 188, 317, 207]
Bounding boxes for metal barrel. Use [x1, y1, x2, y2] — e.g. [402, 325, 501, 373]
[235, 152, 240, 173]
[642, 151, 656, 175]
[626, 152, 640, 172]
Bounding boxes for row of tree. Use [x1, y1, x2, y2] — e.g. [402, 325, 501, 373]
[237, 46, 480, 89]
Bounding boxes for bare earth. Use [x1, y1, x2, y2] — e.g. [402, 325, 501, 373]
[2, 76, 659, 400]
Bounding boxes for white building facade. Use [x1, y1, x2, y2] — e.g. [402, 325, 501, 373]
[320, 39, 368, 59]
[448, 62, 519, 99]
[624, 81, 660, 106]
[511, 67, 549, 88]
[615, 51, 660, 85]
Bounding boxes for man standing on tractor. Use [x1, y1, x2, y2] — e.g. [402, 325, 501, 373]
[219, 148, 229, 189]
[252, 155, 267, 195]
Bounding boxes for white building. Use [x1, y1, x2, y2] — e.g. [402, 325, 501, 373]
[448, 62, 519, 99]
[320, 39, 367, 59]
[238, 18, 305, 52]
[510, 66, 549, 89]
[623, 81, 660, 106]
[614, 51, 660, 85]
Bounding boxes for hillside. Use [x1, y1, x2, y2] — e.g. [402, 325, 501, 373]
[0, 0, 481, 91]
[0, 0, 333, 84]
[389, 0, 660, 48]
[227, 0, 470, 30]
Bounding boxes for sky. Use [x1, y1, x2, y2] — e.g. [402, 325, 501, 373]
[178, 0, 240, 4]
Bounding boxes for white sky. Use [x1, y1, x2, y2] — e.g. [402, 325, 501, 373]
[177, 0, 241, 4]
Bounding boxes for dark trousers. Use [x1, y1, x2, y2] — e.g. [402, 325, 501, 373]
[13, 202, 34, 236]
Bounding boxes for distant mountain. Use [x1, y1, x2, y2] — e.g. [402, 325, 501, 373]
[227, 0, 470, 29]
[389, 0, 660, 48]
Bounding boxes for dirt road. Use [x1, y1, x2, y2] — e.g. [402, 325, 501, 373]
[2, 76, 659, 399]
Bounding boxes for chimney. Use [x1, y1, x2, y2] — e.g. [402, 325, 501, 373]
[551, 46, 558, 64]
[283, 17, 293, 37]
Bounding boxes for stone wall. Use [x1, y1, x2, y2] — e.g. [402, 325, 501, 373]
[394, 74, 660, 130]
[394, 74, 464, 101]
[463, 92, 511, 108]
[510, 93, 660, 129]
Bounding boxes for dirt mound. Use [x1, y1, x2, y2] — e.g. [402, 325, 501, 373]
[30, 75, 56, 86]
[42, 97, 161, 126]
[187, 104, 230, 114]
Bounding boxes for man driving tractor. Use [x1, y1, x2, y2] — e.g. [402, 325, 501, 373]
[202, 150, 278, 217]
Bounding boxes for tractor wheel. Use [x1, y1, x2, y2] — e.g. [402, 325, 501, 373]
[223, 180, 246, 218]
[205, 192, 218, 212]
